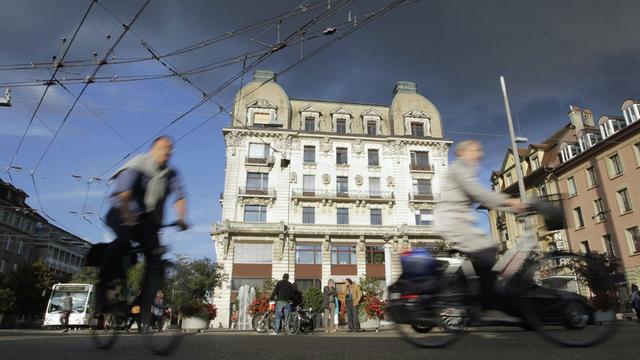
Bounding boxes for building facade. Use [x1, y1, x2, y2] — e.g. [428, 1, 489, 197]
[489, 101, 640, 297]
[211, 70, 451, 327]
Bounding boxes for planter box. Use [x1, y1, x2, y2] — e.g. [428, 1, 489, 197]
[182, 317, 208, 330]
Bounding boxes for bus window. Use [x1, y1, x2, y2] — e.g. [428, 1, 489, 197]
[48, 289, 90, 313]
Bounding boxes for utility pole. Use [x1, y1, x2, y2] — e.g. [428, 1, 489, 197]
[500, 76, 527, 202]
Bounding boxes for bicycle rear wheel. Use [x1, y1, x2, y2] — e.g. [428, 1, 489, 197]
[252, 312, 270, 333]
[90, 305, 126, 350]
[285, 312, 301, 335]
[519, 252, 619, 347]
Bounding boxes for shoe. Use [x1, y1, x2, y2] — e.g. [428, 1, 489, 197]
[270, 331, 279, 336]
[61, 329, 69, 333]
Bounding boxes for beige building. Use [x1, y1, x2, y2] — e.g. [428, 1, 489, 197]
[211, 70, 452, 327]
[490, 101, 640, 296]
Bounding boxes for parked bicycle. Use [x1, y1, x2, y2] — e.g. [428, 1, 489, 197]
[89, 223, 184, 355]
[386, 200, 618, 348]
[284, 305, 318, 335]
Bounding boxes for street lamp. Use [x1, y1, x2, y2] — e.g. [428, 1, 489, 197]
[0, 89, 11, 107]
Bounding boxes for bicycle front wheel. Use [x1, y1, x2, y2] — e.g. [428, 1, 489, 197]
[519, 252, 619, 347]
[90, 309, 125, 350]
[285, 312, 301, 335]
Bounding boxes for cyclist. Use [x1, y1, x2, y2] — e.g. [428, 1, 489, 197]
[434, 140, 525, 308]
[97, 135, 188, 329]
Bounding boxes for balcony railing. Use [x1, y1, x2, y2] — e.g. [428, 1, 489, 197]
[292, 189, 394, 200]
[245, 156, 275, 165]
[408, 192, 436, 201]
[410, 163, 433, 172]
[238, 187, 276, 197]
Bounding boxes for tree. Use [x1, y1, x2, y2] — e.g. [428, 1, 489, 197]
[7, 259, 56, 321]
[303, 287, 322, 312]
[0, 288, 16, 314]
[71, 266, 99, 284]
[170, 256, 227, 313]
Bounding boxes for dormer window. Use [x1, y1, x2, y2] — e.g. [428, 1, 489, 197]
[403, 109, 431, 137]
[304, 116, 316, 132]
[531, 155, 540, 171]
[299, 104, 321, 132]
[577, 131, 602, 151]
[336, 118, 347, 134]
[361, 109, 383, 136]
[331, 107, 353, 134]
[247, 99, 278, 127]
[560, 144, 579, 163]
[367, 121, 377, 135]
[623, 104, 640, 125]
[599, 118, 626, 139]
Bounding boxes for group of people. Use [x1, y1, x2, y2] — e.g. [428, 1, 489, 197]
[269, 273, 303, 335]
[322, 278, 363, 334]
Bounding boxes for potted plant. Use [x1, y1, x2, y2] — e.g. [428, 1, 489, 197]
[180, 302, 217, 330]
[361, 294, 386, 332]
[573, 251, 625, 321]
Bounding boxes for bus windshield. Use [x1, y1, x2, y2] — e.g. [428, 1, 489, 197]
[48, 290, 89, 314]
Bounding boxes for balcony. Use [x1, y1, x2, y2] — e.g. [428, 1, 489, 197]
[212, 220, 285, 235]
[408, 192, 436, 202]
[238, 187, 276, 206]
[289, 223, 397, 236]
[410, 163, 434, 172]
[291, 189, 395, 206]
[244, 156, 275, 166]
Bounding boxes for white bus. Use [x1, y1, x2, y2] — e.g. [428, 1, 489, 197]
[43, 283, 98, 329]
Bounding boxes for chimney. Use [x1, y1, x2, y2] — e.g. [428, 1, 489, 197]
[568, 105, 584, 132]
[393, 81, 417, 95]
[253, 70, 276, 82]
[582, 109, 595, 127]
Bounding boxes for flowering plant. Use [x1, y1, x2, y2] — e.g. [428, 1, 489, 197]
[248, 292, 271, 316]
[362, 294, 387, 319]
[180, 302, 218, 320]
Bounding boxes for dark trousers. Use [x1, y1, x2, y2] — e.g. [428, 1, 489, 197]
[97, 209, 163, 327]
[345, 300, 360, 330]
[467, 246, 498, 306]
[634, 307, 640, 323]
[60, 311, 71, 329]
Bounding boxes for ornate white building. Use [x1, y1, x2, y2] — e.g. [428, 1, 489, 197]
[211, 70, 451, 327]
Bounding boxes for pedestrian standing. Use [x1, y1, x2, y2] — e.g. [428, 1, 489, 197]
[322, 279, 337, 334]
[270, 273, 295, 335]
[152, 290, 165, 331]
[60, 292, 73, 333]
[630, 284, 640, 323]
[344, 278, 363, 332]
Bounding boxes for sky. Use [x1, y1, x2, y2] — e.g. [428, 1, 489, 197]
[0, 0, 638, 260]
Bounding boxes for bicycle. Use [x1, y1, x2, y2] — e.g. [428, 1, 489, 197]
[284, 305, 318, 335]
[89, 222, 185, 355]
[386, 200, 619, 348]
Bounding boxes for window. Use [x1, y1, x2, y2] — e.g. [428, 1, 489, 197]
[370, 209, 382, 225]
[336, 118, 347, 134]
[246, 172, 268, 193]
[633, 141, 640, 166]
[304, 116, 316, 132]
[368, 149, 379, 166]
[234, 243, 273, 263]
[303, 175, 315, 195]
[410, 151, 430, 170]
[609, 153, 624, 177]
[248, 143, 269, 161]
[336, 147, 348, 164]
[580, 241, 591, 254]
[602, 234, 616, 257]
[505, 173, 513, 186]
[17, 240, 23, 255]
[617, 188, 633, 213]
[411, 122, 424, 137]
[531, 156, 540, 170]
[586, 166, 597, 188]
[0, 209, 7, 223]
[567, 177, 577, 196]
[573, 207, 585, 229]
[0, 260, 5, 273]
[336, 177, 348, 196]
[560, 145, 579, 162]
[4, 236, 10, 251]
[413, 179, 432, 195]
[303, 146, 316, 163]
[369, 177, 381, 197]
[415, 209, 434, 225]
[367, 121, 377, 136]
[296, 279, 321, 292]
[593, 198, 605, 222]
[537, 183, 548, 197]
[302, 207, 315, 224]
[296, 244, 321, 264]
[244, 205, 267, 222]
[337, 208, 349, 224]
[331, 245, 356, 264]
[627, 226, 640, 254]
[366, 245, 385, 264]
[231, 278, 269, 291]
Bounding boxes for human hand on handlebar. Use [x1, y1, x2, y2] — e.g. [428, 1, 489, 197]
[504, 198, 527, 213]
[176, 219, 189, 231]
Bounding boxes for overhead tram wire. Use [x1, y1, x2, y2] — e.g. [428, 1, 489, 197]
[30, 0, 152, 175]
[93, 0, 354, 179]
[6, 0, 97, 177]
[0, 0, 330, 73]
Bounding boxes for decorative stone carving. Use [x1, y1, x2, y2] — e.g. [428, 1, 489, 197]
[382, 140, 406, 156]
[355, 175, 363, 186]
[320, 137, 333, 157]
[224, 132, 246, 155]
[434, 142, 449, 165]
[241, 198, 275, 207]
[352, 139, 364, 156]
[322, 174, 331, 185]
[290, 172, 297, 184]
[274, 134, 300, 151]
[387, 176, 394, 187]
[324, 235, 331, 251]
[358, 236, 366, 251]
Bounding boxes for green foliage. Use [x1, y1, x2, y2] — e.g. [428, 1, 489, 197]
[170, 256, 227, 314]
[127, 261, 145, 296]
[261, 278, 278, 294]
[0, 288, 16, 314]
[6, 259, 56, 317]
[303, 287, 323, 312]
[574, 251, 625, 297]
[71, 266, 99, 284]
[359, 276, 383, 297]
